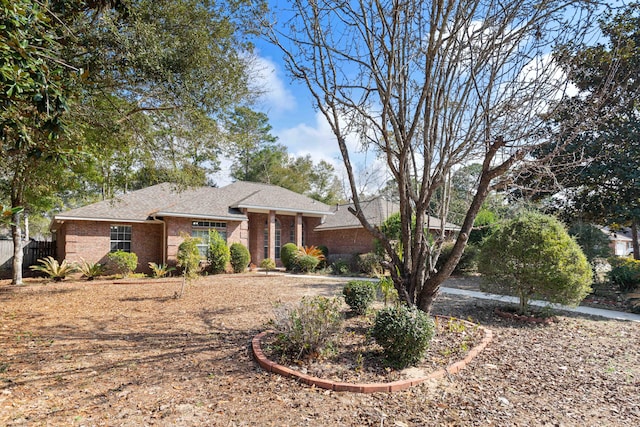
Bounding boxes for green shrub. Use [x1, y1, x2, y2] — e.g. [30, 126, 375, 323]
[76, 259, 105, 280]
[281, 243, 299, 271]
[568, 222, 613, 262]
[317, 245, 329, 267]
[608, 257, 640, 292]
[435, 242, 479, 274]
[371, 305, 435, 369]
[207, 230, 230, 274]
[478, 212, 592, 314]
[271, 296, 343, 360]
[229, 243, 250, 273]
[469, 208, 498, 244]
[177, 236, 201, 279]
[148, 262, 175, 278]
[342, 280, 376, 314]
[260, 258, 276, 273]
[330, 258, 352, 275]
[297, 254, 320, 272]
[107, 251, 138, 277]
[29, 257, 77, 281]
[358, 252, 383, 276]
[378, 276, 398, 306]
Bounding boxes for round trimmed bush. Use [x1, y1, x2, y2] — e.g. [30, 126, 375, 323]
[229, 243, 250, 273]
[342, 280, 376, 314]
[371, 305, 435, 369]
[107, 250, 138, 276]
[478, 211, 592, 314]
[297, 255, 319, 272]
[281, 243, 299, 271]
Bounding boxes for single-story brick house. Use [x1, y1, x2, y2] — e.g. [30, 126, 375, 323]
[51, 182, 459, 273]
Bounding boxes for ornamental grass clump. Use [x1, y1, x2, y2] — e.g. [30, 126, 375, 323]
[29, 256, 77, 281]
[271, 296, 343, 360]
[77, 259, 105, 280]
[371, 305, 435, 369]
[148, 262, 175, 278]
[342, 280, 376, 315]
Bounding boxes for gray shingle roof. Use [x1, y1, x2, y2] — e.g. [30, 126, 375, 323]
[316, 197, 460, 231]
[53, 182, 333, 225]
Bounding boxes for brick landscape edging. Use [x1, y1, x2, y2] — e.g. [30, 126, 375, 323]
[252, 315, 494, 393]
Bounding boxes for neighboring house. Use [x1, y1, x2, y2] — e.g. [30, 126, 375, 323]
[51, 182, 460, 273]
[602, 227, 634, 256]
[314, 197, 461, 259]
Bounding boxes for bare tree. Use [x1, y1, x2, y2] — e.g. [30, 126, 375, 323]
[265, 0, 613, 313]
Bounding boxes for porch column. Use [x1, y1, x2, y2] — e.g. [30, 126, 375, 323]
[296, 213, 303, 247]
[268, 210, 276, 260]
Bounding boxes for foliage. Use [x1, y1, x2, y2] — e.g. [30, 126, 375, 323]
[293, 246, 325, 272]
[229, 243, 250, 273]
[469, 208, 499, 244]
[436, 242, 479, 275]
[527, 3, 640, 258]
[177, 236, 201, 280]
[29, 257, 77, 281]
[271, 296, 343, 360]
[568, 222, 613, 263]
[0, 205, 23, 226]
[76, 259, 105, 280]
[268, 0, 606, 315]
[207, 230, 230, 274]
[608, 257, 640, 293]
[107, 251, 138, 277]
[148, 262, 175, 278]
[371, 305, 435, 369]
[330, 258, 352, 276]
[378, 276, 399, 306]
[260, 258, 276, 273]
[357, 252, 383, 276]
[280, 243, 299, 271]
[478, 212, 592, 314]
[342, 280, 376, 315]
[296, 255, 320, 273]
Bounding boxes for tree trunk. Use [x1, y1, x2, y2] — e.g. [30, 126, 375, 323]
[632, 220, 639, 260]
[11, 211, 23, 286]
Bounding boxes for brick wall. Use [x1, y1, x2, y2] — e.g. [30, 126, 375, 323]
[312, 227, 374, 258]
[60, 220, 163, 274]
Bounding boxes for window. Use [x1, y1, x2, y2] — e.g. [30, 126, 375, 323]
[289, 220, 304, 245]
[191, 221, 227, 257]
[110, 225, 132, 252]
[264, 219, 281, 259]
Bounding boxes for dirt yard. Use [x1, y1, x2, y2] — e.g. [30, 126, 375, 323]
[0, 274, 638, 426]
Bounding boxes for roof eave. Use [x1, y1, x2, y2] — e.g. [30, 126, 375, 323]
[154, 211, 249, 221]
[233, 204, 333, 217]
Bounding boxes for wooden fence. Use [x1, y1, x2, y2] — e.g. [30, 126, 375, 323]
[0, 240, 56, 271]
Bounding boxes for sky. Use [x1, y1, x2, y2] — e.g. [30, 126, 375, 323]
[211, 2, 365, 188]
[212, 0, 625, 189]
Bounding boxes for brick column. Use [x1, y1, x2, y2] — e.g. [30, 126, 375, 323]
[268, 210, 276, 261]
[296, 213, 303, 247]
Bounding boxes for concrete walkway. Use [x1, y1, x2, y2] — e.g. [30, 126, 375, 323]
[289, 274, 640, 322]
[439, 286, 640, 322]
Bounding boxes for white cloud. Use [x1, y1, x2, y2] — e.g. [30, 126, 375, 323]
[251, 56, 297, 114]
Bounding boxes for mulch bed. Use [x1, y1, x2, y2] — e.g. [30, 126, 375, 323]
[0, 275, 638, 426]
